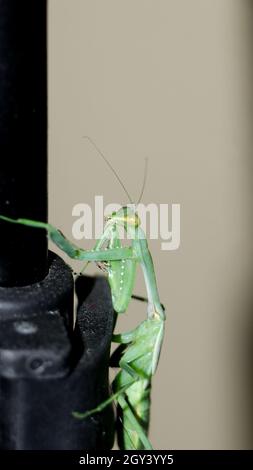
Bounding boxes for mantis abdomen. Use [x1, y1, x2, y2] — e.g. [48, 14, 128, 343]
[117, 378, 151, 450]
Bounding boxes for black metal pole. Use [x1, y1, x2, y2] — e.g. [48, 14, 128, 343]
[0, 0, 47, 286]
[0, 0, 114, 450]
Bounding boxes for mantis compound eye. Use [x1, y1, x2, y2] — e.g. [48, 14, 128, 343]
[105, 211, 116, 222]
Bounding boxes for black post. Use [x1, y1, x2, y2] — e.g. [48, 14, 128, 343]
[0, 0, 114, 450]
[0, 0, 47, 286]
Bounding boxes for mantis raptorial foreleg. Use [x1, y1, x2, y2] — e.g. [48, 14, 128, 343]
[0, 215, 134, 262]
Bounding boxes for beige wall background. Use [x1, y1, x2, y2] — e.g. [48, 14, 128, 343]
[48, 0, 253, 449]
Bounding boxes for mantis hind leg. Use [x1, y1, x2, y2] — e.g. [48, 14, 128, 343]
[72, 380, 135, 420]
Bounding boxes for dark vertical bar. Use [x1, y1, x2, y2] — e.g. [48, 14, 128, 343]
[0, 0, 115, 451]
[0, 0, 47, 286]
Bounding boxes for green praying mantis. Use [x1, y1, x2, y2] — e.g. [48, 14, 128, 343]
[0, 139, 166, 450]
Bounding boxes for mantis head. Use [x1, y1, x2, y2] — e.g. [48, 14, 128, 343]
[106, 206, 141, 228]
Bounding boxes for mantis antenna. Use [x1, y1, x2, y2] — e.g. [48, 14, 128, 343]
[136, 157, 148, 205]
[82, 136, 148, 206]
[83, 136, 133, 205]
